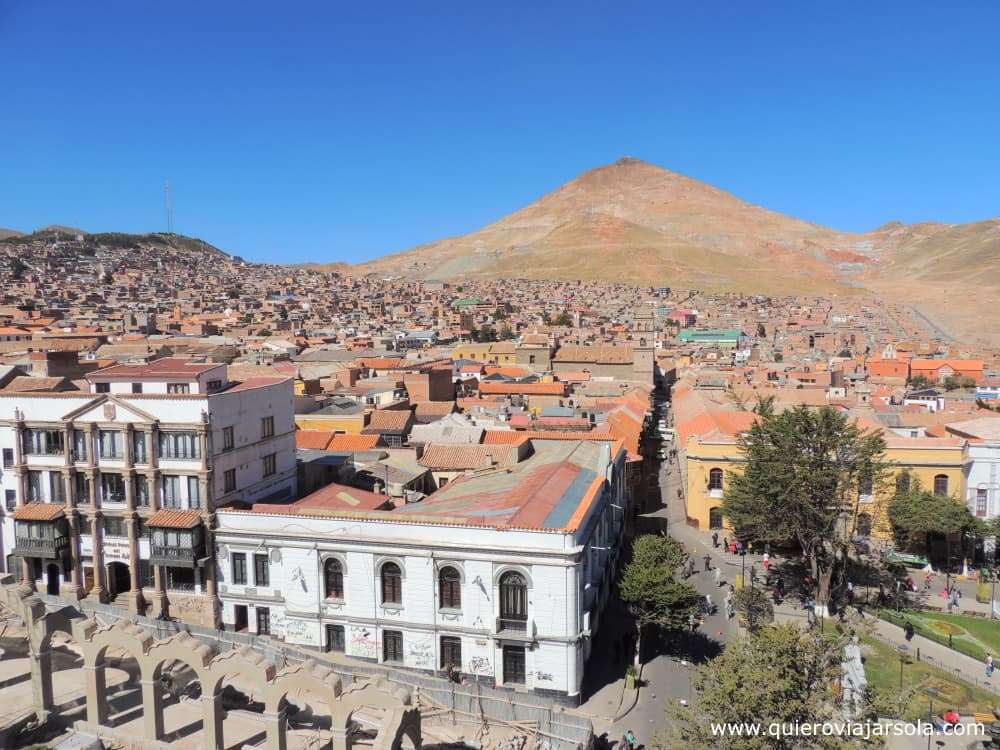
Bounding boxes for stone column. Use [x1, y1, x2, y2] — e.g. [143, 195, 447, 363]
[150, 564, 169, 619]
[141, 678, 164, 741]
[64, 512, 85, 600]
[84, 663, 108, 726]
[125, 516, 144, 614]
[264, 708, 288, 750]
[202, 525, 221, 628]
[330, 724, 350, 750]
[124, 424, 134, 469]
[29, 646, 54, 723]
[88, 514, 107, 603]
[202, 693, 224, 750]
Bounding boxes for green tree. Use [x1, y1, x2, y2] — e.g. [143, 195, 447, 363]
[474, 325, 497, 343]
[619, 535, 701, 667]
[732, 586, 774, 630]
[888, 475, 979, 562]
[942, 375, 976, 390]
[554, 310, 573, 327]
[661, 625, 875, 749]
[907, 375, 932, 389]
[722, 406, 888, 612]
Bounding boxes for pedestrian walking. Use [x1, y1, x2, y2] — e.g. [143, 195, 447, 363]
[762, 556, 770, 573]
[723, 536, 729, 553]
[703, 553, 712, 572]
[776, 577, 784, 596]
[714, 567, 722, 587]
[625, 729, 637, 750]
[846, 581, 854, 604]
[987, 654, 994, 679]
[904, 620, 915, 641]
[712, 531, 719, 548]
[688, 613, 698, 632]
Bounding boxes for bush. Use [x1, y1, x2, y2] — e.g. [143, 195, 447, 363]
[976, 581, 992, 604]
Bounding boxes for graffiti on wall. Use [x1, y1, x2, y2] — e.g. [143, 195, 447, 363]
[469, 656, 493, 675]
[348, 627, 377, 659]
[408, 635, 435, 669]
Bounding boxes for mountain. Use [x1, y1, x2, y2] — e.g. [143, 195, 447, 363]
[355, 157, 875, 296]
[0, 228, 25, 240]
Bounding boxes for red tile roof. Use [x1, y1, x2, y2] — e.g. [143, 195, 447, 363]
[14, 503, 65, 521]
[147, 510, 201, 529]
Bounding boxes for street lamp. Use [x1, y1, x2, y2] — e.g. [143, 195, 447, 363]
[925, 687, 940, 750]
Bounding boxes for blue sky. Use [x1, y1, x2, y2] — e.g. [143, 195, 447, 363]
[2, 1, 999, 264]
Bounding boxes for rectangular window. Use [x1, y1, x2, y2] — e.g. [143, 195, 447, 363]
[502, 645, 526, 685]
[207, 379, 223, 393]
[256, 607, 271, 635]
[254, 553, 269, 587]
[222, 426, 234, 452]
[103, 516, 126, 538]
[140, 560, 155, 588]
[976, 488, 988, 517]
[98, 431, 123, 459]
[49, 472, 64, 503]
[23, 429, 64, 456]
[132, 431, 148, 464]
[95, 382, 110, 393]
[934, 475, 949, 496]
[74, 472, 89, 504]
[100, 473, 126, 504]
[73, 430, 88, 461]
[325, 624, 345, 652]
[162, 475, 181, 508]
[440, 636, 462, 671]
[131, 382, 143, 394]
[27, 470, 44, 502]
[166, 567, 195, 591]
[223, 468, 236, 493]
[134, 476, 149, 507]
[166, 383, 190, 394]
[261, 416, 274, 438]
[158, 432, 200, 460]
[232, 553, 247, 585]
[5, 490, 16, 512]
[263, 454, 276, 477]
[2, 448, 13, 468]
[187, 476, 201, 509]
[382, 630, 403, 663]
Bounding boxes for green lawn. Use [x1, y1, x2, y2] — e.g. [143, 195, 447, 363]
[877, 609, 1000, 663]
[861, 635, 998, 721]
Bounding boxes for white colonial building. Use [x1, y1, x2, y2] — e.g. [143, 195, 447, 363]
[945, 417, 1000, 555]
[0, 358, 297, 627]
[215, 438, 631, 704]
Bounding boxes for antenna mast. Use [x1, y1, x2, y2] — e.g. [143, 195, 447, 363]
[165, 178, 174, 233]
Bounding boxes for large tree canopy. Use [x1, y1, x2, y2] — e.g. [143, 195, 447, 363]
[888, 473, 980, 562]
[662, 625, 875, 750]
[722, 406, 888, 610]
[619, 534, 702, 665]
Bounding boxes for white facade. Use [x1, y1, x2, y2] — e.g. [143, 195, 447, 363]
[0, 369, 297, 617]
[214, 443, 629, 704]
[965, 441, 1000, 524]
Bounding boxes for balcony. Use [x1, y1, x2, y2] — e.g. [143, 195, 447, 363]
[495, 616, 535, 640]
[14, 534, 70, 559]
[149, 544, 204, 568]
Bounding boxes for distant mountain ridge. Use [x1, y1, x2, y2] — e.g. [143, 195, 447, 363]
[352, 157, 1000, 342]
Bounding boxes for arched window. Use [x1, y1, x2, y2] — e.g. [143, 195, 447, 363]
[933, 474, 949, 496]
[324, 558, 344, 599]
[708, 468, 724, 491]
[499, 571, 528, 629]
[381, 562, 402, 605]
[439, 566, 461, 609]
[895, 472, 911, 494]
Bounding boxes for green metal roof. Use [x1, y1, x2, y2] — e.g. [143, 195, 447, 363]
[678, 329, 742, 342]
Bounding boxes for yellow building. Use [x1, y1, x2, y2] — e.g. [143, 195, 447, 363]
[675, 383, 969, 533]
[294, 411, 368, 434]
